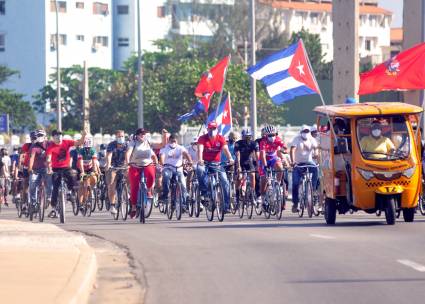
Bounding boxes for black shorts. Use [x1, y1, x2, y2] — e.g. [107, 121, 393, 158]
[240, 161, 255, 172]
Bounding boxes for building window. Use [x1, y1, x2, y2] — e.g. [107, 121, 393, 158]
[157, 6, 165, 18]
[310, 12, 319, 25]
[76, 2, 84, 9]
[118, 37, 129, 47]
[92, 36, 108, 51]
[0, 1, 5, 15]
[50, 1, 67, 13]
[50, 34, 67, 50]
[0, 34, 5, 52]
[93, 2, 109, 15]
[117, 5, 128, 15]
[365, 39, 371, 51]
[76, 35, 84, 41]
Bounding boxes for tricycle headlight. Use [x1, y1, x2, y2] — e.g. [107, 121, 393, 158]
[402, 166, 416, 178]
[358, 168, 374, 181]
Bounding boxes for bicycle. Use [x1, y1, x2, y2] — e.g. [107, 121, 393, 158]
[109, 167, 130, 221]
[202, 162, 227, 222]
[28, 173, 47, 222]
[225, 165, 237, 215]
[294, 164, 319, 218]
[96, 170, 106, 211]
[162, 164, 186, 221]
[237, 170, 256, 219]
[188, 170, 201, 218]
[263, 168, 285, 220]
[131, 164, 154, 224]
[52, 170, 68, 224]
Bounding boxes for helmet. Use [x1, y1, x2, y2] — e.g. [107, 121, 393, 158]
[263, 125, 277, 136]
[34, 129, 46, 137]
[241, 129, 252, 138]
[207, 121, 218, 129]
[30, 131, 37, 141]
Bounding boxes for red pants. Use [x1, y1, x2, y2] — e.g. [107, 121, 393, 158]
[128, 165, 155, 206]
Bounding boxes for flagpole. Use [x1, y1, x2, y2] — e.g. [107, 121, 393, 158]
[300, 39, 337, 139]
[214, 54, 231, 120]
[228, 92, 233, 131]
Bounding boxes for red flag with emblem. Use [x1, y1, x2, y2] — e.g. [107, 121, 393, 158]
[359, 42, 425, 95]
[194, 56, 230, 102]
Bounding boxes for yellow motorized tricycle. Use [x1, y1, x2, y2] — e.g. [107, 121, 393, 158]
[314, 102, 422, 225]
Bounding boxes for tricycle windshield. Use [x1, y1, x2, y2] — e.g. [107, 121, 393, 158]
[356, 115, 410, 161]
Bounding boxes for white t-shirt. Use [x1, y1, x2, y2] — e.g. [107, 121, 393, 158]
[291, 134, 318, 164]
[160, 144, 187, 168]
[129, 140, 154, 166]
[186, 145, 198, 165]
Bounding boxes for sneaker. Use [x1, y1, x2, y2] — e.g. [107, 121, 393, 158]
[110, 205, 118, 215]
[129, 207, 137, 219]
[48, 209, 57, 218]
[292, 204, 298, 213]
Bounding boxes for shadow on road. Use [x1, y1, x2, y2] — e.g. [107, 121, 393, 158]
[287, 277, 425, 284]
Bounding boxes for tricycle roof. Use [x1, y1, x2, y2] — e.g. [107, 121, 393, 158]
[314, 102, 423, 117]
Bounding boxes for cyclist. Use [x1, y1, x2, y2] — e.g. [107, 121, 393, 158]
[28, 129, 52, 208]
[77, 136, 99, 208]
[97, 144, 107, 170]
[0, 148, 10, 205]
[186, 137, 198, 194]
[234, 129, 258, 205]
[258, 125, 289, 208]
[105, 130, 128, 215]
[125, 128, 158, 218]
[159, 134, 192, 205]
[290, 125, 319, 213]
[46, 130, 86, 218]
[196, 121, 234, 211]
[0, 149, 9, 206]
[17, 132, 37, 210]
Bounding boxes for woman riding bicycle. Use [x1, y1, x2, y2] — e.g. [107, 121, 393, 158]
[125, 128, 158, 218]
[77, 136, 99, 208]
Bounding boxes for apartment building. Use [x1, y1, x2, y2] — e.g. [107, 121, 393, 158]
[0, 0, 112, 108]
[259, 0, 392, 64]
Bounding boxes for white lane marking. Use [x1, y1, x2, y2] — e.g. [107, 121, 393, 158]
[309, 234, 336, 240]
[397, 259, 425, 272]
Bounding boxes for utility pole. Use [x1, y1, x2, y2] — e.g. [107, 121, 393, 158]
[83, 61, 90, 134]
[244, 39, 248, 68]
[249, 0, 257, 137]
[55, 1, 62, 131]
[137, 0, 144, 128]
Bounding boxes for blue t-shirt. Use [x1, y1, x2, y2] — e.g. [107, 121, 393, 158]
[221, 141, 235, 164]
[11, 153, 19, 167]
[107, 141, 128, 167]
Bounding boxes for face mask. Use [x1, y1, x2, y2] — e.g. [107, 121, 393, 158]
[169, 143, 177, 149]
[267, 136, 275, 143]
[208, 129, 218, 137]
[372, 129, 381, 137]
[117, 137, 125, 144]
[54, 135, 62, 143]
[36, 137, 44, 143]
[244, 137, 252, 143]
[301, 133, 308, 140]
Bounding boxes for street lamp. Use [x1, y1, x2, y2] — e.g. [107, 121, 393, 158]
[55, 0, 62, 131]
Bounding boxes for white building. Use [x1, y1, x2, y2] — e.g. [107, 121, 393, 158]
[0, 0, 113, 111]
[259, 0, 392, 64]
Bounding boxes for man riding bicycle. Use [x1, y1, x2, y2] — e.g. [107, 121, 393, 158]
[234, 129, 258, 205]
[185, 137, 198, 194]
[28, 129, 52, 208]
[159, 134, 192, 205]
[77, 136, 99, 208]
[258, 125, 288, 208]
[290, 125, 319, 213]
[105, 130, 128, 215]
[46, 129, 86, 218]
[196, 121, 234, 211]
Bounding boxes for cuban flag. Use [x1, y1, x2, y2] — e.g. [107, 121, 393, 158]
[247, 39, 319, 105]
[207, 93, 232, 137]
[178, 93, 213, 122]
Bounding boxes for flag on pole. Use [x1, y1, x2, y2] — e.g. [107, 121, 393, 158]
[359, 42, 425, 95]
[178, 93, 213, 122]
[247, 40, 319, 105]
[195, 55, 230, 111]
[207, 93, 232, 137]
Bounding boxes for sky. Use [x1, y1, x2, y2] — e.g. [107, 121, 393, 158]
[379, 0, 403, 27]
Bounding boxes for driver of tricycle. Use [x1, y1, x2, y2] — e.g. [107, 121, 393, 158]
[359, 120, 396, 160]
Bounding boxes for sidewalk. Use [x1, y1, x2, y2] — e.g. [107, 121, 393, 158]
[0, 220, 97, 304]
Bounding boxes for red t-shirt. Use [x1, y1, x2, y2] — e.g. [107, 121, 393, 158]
[46, 139, 75, 169]
[198, 134, 226, 162]
[21, 143, 31, 167]
[259, 136, 286, 160]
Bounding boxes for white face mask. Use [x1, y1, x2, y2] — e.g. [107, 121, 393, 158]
[209, 129, 218, 137]
[301, 133, 308, 140]
[372, 129, 381, 137]
[169, 143, 177, 149]
[36, 137, 44, 143]
[116, 137, 125, 144]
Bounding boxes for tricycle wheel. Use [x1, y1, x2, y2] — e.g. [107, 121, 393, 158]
[384, 196, 396, 225]
[324, 198, 336, 225]
[402, 208, 415, 222]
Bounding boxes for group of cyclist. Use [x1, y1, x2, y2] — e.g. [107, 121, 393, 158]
[1, 120, 321, 221]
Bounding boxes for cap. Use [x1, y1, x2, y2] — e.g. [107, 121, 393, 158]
[207, 121, 218, 129]
[135, 128, 147, 136]
[51, 130, 63, 137]
[310, 124, 318, 132]
[301, 124, 310, 132]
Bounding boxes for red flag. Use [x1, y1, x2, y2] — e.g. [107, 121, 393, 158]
[359, 42, 425, 95]
[195, 56, 230, 99]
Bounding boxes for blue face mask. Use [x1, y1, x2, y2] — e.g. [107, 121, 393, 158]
[117, 137, 125, 144]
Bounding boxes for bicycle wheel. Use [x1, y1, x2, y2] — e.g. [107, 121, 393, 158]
[138, 187, 145, 224]
[306, 181, 314, 218]
[246, 185, 255, 219]
[166, 190, 174, 220]
[38, 186, 45, 222]
[229, 179, 237, 215]
[188, 185, 195, 217]
[298, 183, 305, 218]
[97, 186, 104, 211]
[263, 190, 271, 219]
[17, 198, 23, 218]
[205, 183, 214, 222]
[90, 187, 97, 213]
[274, 183, 284, 220]
[215, 184, 225, 222]
[238, 189, 245, 219]
[420, 194, 425, 216]
[72, 193, 79, 216]
[58, 187, 66, 224]
[312, 190, 321, 217]
[86, 187, 93, 217]
[144, 195, 153, 218]
[29, 202, 34, 221]
[120, 184, 129, 221]
[175, 183, 183, 221]
[194, 184, 201, 218]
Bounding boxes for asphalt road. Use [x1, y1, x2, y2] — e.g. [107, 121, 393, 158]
[3, 204, 425, 304]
